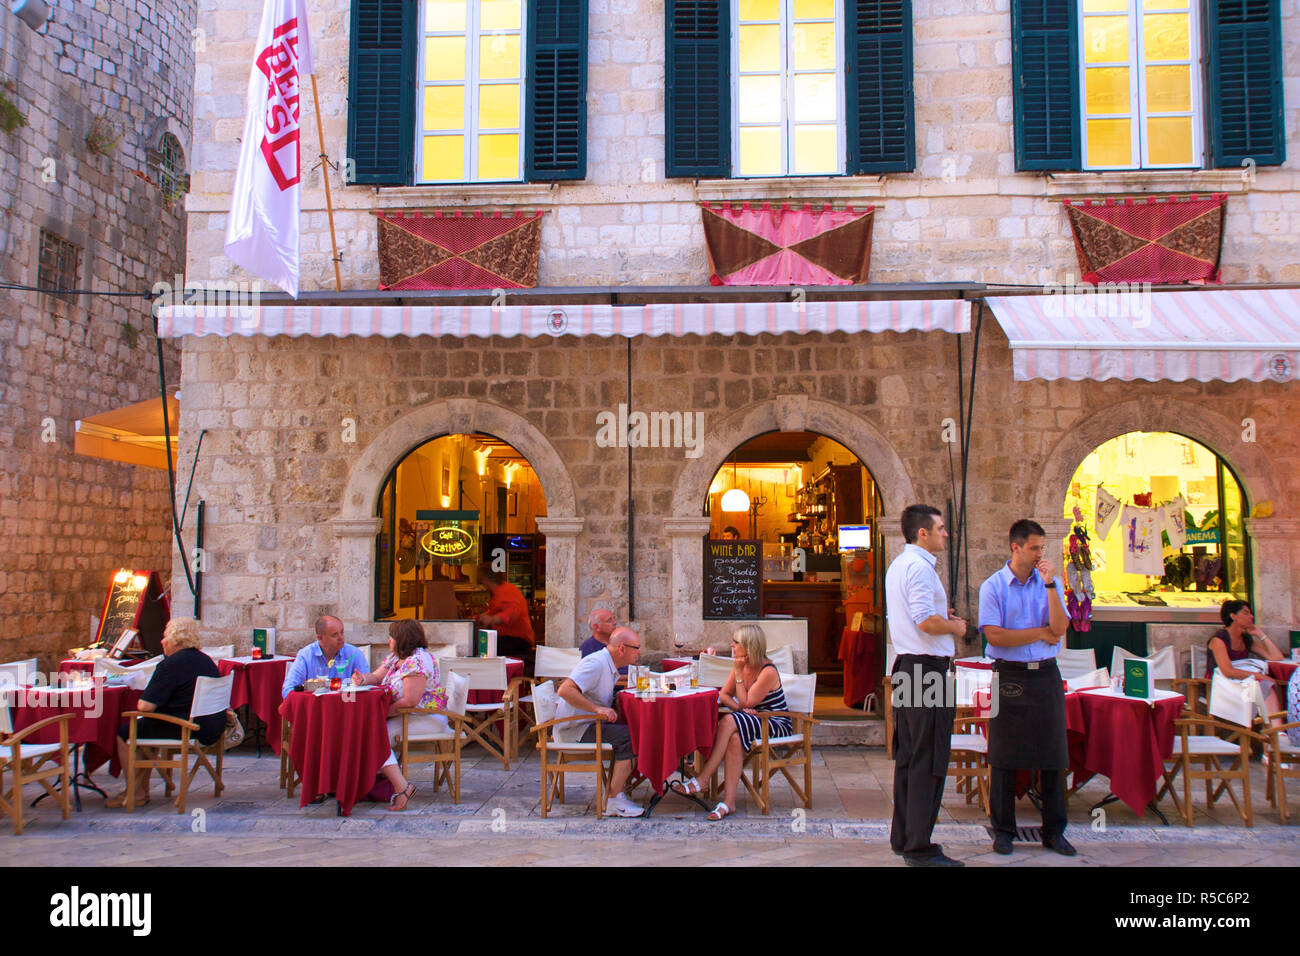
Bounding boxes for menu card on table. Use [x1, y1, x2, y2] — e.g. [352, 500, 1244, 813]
[1123, 659, 1152, 699]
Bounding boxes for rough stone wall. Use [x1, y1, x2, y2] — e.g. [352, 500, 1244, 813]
[0, 1, 193, 668]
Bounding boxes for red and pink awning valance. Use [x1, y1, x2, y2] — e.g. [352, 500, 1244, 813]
[1063, 195, 1226, 285]
[700, 202, 875, 286]
[377, 210, 543, 290]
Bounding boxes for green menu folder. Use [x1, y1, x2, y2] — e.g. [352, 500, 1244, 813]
[1123, 659, 1151, 699]
[252, 627, 276, 657]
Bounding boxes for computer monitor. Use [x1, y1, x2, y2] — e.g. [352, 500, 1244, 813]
[838, 525, 872, 552]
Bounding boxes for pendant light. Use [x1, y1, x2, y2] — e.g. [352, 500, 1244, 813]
[720, 454, 750, 513]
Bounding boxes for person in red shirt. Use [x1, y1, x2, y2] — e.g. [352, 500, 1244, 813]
[476, 563, 535, 672]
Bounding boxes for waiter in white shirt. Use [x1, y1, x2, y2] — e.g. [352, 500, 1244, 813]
[884, 504, 967, 867]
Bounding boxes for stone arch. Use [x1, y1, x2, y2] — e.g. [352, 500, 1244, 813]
[332, 399, 582, 646]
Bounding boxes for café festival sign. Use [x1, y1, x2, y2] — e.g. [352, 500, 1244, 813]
[421, 526, 475, 559]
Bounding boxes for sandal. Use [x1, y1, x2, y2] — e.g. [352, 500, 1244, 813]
[387, 783, 416, 812]
[105, 790, 150, 809]
[706, 801, 732, 821]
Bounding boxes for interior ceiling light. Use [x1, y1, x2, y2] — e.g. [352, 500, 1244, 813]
[720, 454, 749, 512]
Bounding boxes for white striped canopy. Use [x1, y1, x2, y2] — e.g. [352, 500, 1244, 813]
[156, 299, 972, 339]
[986, 289, 1300, 383]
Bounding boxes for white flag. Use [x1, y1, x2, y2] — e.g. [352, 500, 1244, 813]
[225, 0, 314, 297]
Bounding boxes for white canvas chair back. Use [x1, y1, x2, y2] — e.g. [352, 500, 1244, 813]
[956, 666, 994, 707]
[1208, 670, 1266, 727]
[202, 644, 235, 663]
[444, 657, 508, 693]
[1066, 667, 1110, 692]
[779, 673, 817, 715]
[661, 666, 692, 680]
[885, 641, 897, 675]
[1111, 645, 1175, 682]
[444, 670, 470, 716]
[767, 645, 795, 673]
[1189, 644, 1208, 678]
[0, 658, 37, 690]
[534, 646, 582, 681]
[190, 674, 234, 720]
[697, 654, 734, 688]
[1055, 647, 1098, 681]
[0, 697, 11, 735]
[532, 680, 559, 725]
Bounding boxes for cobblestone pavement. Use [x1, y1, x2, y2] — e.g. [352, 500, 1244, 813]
[2, 745, 1296, 866]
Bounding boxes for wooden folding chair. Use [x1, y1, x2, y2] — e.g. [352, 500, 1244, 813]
[443, 657, 516, 768]
[947, 714, 990, 812]
[716, 673, 819, 815]
[122, 673, 233, 814]
[280, 715, 300, 797]
[0, 700, 72, 834]
[529, 680, 615, 818]
[393, 671, 473, 803]
[513, 645, 581, 755]
[1261, 714, 1300, 824]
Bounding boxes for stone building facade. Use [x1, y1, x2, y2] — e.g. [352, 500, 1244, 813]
[0, 1, 193, 668]
[170, 0, 1300, 666]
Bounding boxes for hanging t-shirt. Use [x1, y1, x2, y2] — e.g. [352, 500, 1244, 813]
[1096, 485, 1122, 540]
[1160, 495, 1188, 549]
[1121, 505, 1164, 576]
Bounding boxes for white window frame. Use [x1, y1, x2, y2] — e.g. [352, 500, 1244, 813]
[415, 2, 527, 184]
[730, 0, 845, 178]
[1079, 0, 1202, 171]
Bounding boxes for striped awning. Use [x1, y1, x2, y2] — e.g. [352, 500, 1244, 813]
[986, 289, 1300, 383]
[156, 299, 971, 339]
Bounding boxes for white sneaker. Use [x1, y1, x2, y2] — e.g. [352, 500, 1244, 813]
[605, 792, 644, 818]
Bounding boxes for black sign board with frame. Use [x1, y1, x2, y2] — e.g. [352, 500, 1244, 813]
[95, 570, 169, 656]
[703, 539, 763, 620]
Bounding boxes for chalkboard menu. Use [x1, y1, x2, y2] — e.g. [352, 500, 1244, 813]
[96, 570, 168, 656]
[703, 539, 763, 620]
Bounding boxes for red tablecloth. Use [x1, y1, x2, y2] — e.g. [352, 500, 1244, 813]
[1064, 689, 1184, 816]
[218, 657, 291, 754]
[660, 658, 693, 672]
[838, 628, 880, 708]
[58, 659, 95, 676]
[619, 689, 718, 795]
[1268, 660, 1298, 683]
[7, 683, 142, 777]
[279, 688, 393, 816]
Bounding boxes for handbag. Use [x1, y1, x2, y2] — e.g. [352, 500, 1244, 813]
[222, 709, 245, 750]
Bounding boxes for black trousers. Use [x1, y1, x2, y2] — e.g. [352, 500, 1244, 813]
[990, 768, 1068, 840]
[496, 635, 535, 676]
[890, 655, 954, 859]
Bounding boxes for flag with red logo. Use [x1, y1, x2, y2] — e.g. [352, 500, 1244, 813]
[225, 0, 313, 297]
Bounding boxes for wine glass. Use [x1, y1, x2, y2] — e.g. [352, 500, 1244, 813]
[674, 632, 687, 658]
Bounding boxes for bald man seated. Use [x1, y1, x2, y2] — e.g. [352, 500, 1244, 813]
[555, 627, 644, 817]
[281, 616, 370, 699]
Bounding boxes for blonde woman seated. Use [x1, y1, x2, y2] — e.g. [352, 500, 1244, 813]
[351, 619, 449, 811]
[675, 624, 791, 820]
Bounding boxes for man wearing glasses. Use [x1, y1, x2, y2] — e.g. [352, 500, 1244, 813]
[555, 626, 644, 817]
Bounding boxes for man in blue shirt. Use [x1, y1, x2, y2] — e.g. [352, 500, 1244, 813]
[280, 616, 370, 699]
[978, 519, 1075, 857]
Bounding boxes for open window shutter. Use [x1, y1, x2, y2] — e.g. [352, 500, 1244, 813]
[1207, 0, 1284, 168]
[846, 0, 914, 173]
[665, 0, 729, 178]
[527, 0, 588, 180]
[1012, 0, 1080, 171]
[347, 0, 415, 184]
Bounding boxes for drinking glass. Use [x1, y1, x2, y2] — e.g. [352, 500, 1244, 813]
[690, 660, 700, 689]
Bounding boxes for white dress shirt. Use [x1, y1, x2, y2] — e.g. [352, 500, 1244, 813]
[885, 543, 954, 658]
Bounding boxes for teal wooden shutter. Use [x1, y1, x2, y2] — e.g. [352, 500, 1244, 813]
[1012, 0, 1080, 170]
[665, 0, 729, 178]
[846, 0, 914, 173]
[527, 0, 588, 180]
[347, 0, 415, 184]
[1207, 0, 1285, 167]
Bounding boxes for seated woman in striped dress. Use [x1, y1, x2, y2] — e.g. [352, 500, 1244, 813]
[676, 624, 791, 820]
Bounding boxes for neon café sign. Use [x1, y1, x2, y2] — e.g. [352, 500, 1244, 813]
[416, 510, 480, 559]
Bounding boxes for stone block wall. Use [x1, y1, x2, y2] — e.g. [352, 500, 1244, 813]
[0, 1, 193, 668]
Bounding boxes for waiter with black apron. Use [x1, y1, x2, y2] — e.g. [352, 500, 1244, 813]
[978, 518, 1076, 857]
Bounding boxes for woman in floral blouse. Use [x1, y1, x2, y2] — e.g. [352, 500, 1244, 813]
[352, 618, 450, 810]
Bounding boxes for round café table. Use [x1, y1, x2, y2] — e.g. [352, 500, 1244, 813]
[619, 687, 718, 815]
[279, 687, 393, 816]
[217, 656, 292, 755]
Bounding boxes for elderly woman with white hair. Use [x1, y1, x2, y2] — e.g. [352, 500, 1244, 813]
[674, 624, 791, 820]
[107, 617, 224, 809]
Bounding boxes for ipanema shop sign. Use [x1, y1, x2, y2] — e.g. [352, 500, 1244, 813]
[422, 526, 475, 559]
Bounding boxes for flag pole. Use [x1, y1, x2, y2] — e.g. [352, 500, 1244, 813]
[310, 73, 343, 292]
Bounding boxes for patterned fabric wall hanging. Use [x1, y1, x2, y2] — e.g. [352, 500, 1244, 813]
[376, 210, 543, 290]
[1063, 194, 1226, 285]
[700, 202, 875, 286]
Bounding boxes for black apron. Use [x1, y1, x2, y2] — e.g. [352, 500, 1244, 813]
[988, 661, 1069, 771]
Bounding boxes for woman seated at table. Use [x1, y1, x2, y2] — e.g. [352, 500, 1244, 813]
[1208, 599, 1285, 729]
[351, 619, 449, 811]
[108, 616, 224, 809]
[675, 624, 791, 820]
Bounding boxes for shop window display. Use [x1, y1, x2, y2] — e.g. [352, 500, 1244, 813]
[1063, 432, 1250, 613]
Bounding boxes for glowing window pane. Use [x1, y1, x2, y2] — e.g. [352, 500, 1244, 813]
[423, 135, 465, 180]
[1082, 0, 1126, 10]
[1142, 0, 1186, 8]
[426, 0, 466, 30]
[793, 73, 836, 122]
[1143, 13, 1189, 60]
[1083, 17, 1128, 63]
[425, 37, 466, 81]
[1086, 118, 1132, 167]
[793, 124, 837, 174]
[739, 75, 782, 123]
[479, 84, 519, 129]
[738, 127, 783, 176]
[792, 22, 835, 70]
[1146, 117, 1192, 165]
[480, 34, 520, 80]
[424, 85, 465, 131]
[792, 0, 834, 18]
[738, 24, 781, 72]
[477, 133, 519, 179]
[479, 0, 520, 31]
[1084, 67, 1130, 115]
[739, 0, 779, 19]
[1144, 64, 1190, 111]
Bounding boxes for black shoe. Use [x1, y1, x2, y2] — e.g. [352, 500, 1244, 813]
[993, 833, 1014, 855]
[1042, 834, 1077, 857]
[905, 852, 964, 867]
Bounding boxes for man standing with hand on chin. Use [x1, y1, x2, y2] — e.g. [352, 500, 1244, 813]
[978, 519, 1075, 857]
